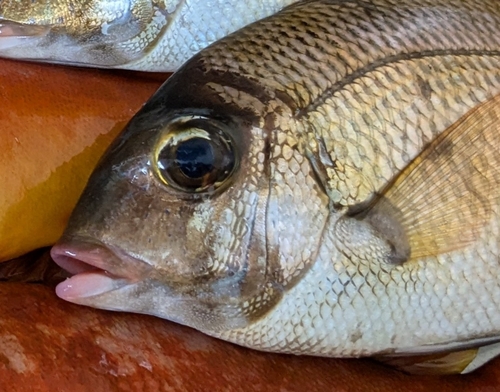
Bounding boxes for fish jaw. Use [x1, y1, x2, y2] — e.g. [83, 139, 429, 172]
[51, 238, 153, 303]
[50, 238, 252, 331]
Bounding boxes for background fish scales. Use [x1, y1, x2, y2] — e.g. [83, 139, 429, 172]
[201, 0, 500, 202]
[0, 0, 298, 69]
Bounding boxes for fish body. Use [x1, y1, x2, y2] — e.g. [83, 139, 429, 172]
[51, 0, 500, 373]
[0, 0, 296, 71]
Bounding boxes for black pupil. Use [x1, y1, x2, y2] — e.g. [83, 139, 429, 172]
[175, 138, 214, 178]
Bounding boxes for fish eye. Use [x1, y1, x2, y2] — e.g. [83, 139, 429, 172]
[154, 117, 237, 193]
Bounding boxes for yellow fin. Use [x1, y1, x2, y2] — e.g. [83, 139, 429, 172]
[462, 342, 500, 373]
[365, 94, 500, 261]
[375, 348, 478, 375]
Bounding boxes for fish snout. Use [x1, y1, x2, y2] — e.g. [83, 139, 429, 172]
[51, 237, 152, 278]
[51, 237, 153, 301]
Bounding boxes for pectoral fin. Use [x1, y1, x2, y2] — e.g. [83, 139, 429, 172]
[0, 20, 49, 38]
[360, 94, 500, 262]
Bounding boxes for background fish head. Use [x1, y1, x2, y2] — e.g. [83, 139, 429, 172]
[51, 63, 311, 334]
[0, 0, 157, 67]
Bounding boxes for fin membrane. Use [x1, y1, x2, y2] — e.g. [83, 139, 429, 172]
[375, 348, 478, 375]
[0, 20, 49, 51]
[462, 342, 500, 373]
[376, 340, 500, 374]
[364, 93, 500, 261]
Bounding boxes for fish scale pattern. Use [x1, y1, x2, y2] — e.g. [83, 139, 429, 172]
[202, 0, 500, 109]
[220, 222, 500, 356]
[0, 0, 298, 69]
[126, 0, 298, 71]
[201, 1, 500, 205]
[49, 0, 500, 366]
[207, 0, 500, 356]
[311, 54, 500, 205]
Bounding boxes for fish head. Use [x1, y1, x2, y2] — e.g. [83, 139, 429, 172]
[0, 0, 160, 67]
[51, 64, 308, 334]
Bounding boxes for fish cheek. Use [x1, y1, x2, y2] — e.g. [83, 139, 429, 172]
[261, 117, 331, 294]
[141, 126, 275, 331]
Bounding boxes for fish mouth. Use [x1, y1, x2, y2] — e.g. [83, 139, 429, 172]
[51, 237, 152, 302]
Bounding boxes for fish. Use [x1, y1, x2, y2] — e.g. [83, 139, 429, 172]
[50, 0, 500, 374]
[0, 0, 296, 71]
[0, 58, 163, 262]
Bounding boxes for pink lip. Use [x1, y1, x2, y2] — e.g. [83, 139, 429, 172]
[51, 238, 153, 301]
[51, 238, 153, 282]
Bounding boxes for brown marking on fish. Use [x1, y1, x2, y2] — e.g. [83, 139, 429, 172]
[351, 330, 363, 344]
[416, 74, 433, 101]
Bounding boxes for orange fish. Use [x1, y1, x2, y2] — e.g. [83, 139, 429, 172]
[0, 59, 164, 261]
